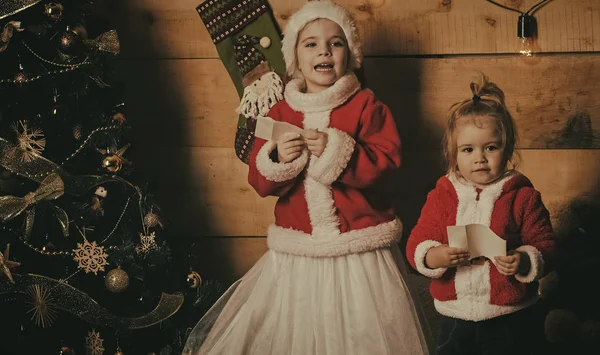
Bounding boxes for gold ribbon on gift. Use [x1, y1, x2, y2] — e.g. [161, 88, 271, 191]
[0, 0, 42, 20]
[0, 173, 64, 222]
[83, 29, 120, 55]
[0, 21, 24, 52]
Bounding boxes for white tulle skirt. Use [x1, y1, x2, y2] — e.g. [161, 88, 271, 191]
[183, 245, 432, 355]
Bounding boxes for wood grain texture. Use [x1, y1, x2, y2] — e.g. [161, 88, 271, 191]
[133, 147, 600, 237]
[119, 55, 600, 150]
[101, 0, 600, 59]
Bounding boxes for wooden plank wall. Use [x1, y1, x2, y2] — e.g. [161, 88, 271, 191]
[99, 0, 600, 288]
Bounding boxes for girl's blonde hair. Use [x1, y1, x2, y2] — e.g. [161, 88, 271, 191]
[442, 73, 520, 175]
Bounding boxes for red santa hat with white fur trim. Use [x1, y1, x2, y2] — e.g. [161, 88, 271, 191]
[281, 0, 363, 79]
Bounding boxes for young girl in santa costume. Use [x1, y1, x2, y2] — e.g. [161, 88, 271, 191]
[406, 74, 556, 355]
[183, 1, 431, 354]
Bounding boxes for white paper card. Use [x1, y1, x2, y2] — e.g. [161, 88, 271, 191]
[447, 224, 506, 266]
[255, 116, 304, 142]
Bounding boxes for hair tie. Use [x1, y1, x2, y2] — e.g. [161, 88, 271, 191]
[472, 95, 481, 104]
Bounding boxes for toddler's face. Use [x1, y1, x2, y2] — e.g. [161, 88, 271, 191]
[296, 19, 348, 93]
[455, 115, 507, 188]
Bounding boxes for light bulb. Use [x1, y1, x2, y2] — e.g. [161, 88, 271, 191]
[517, 14, 536, 57]
[518, 37, 534, 57]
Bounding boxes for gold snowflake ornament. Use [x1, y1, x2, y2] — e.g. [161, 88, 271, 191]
[72, 240, 109, 275]
[26, 284, 58, 328]
[85, 329, 105, 355]
[135, 232, 157, 257]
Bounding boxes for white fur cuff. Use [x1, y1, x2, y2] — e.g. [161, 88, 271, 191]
[267, 218, 402, 257]
[414, 240, 448, 278]
[307, 128, 355, 186]
[515, 245, 545, 283]
[255, 141, 309, 182]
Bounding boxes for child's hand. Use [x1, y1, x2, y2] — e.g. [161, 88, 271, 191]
[304, 129, 328, 157]
[425, 244, 470, 269]
[494, 251, 530, 276]
[277, 133, 305, 163]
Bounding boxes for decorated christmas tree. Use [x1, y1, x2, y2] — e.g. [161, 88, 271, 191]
[0, 1, 220, 353]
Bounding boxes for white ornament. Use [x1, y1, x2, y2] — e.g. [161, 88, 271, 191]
[94, 186, 107, 198]
[260, 36, 271, 48]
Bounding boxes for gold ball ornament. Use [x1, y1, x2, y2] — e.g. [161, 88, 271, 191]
[102, 155, 123, 172]
[187, 271, 202, 289]
[105, 268, 129, 293]
[44, 2, 64, 22]
[144, 212, 162, 228]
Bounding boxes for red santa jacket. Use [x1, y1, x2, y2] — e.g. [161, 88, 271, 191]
[406, 172, 555, 321]
[248, 74, 402, 257]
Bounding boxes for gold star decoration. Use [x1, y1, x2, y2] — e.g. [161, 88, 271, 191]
[12, 120, 46, 162]
[26, 284, 58, 328]
[0, 244, 21, 283]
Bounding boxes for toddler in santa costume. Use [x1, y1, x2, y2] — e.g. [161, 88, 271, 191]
[183, 1, 432, 354]
[406, 74, 556, 355]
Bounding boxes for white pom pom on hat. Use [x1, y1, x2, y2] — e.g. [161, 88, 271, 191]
[281, 0, 363, 79]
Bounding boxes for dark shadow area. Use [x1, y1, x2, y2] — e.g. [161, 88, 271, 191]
[363, 57, 443, 231]
[99, 0, 232, 278]
[540, 195, 600, 354]
[364, 56, 444, 343]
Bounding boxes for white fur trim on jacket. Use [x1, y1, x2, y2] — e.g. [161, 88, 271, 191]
[448, 172, 514, 227]
[267, 218, 402, 257]
[414, 240, 448, 279]
[515, 245, 545, 283]
[307, 128, 355, 186]
[434, 294, 537, 322]
[284, 73, 361, 113]
[304, 175, 340, 240]
[282, 0, 363, 79]
[255, 141, 309, 182]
